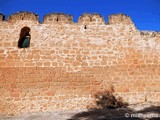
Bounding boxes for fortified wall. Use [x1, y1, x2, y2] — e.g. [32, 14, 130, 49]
[0, 12, 160, 115]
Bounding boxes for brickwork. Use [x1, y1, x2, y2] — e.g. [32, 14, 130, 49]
[0, 12, 160, 115]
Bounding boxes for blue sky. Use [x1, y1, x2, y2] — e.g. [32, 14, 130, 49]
[0, 0, 160, 31]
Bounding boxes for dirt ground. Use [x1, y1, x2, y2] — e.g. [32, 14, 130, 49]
[0, 111, 78, 120]
[0, 102, 160, 120]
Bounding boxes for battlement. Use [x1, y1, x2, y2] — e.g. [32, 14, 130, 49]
[108, 14, 133, 24]
[1, 12, 135, 25]
[0, 13, 5, 21]
[78, 13, 105, 25]
[43, 13, 73, 24]
[7, 11, 39, 23]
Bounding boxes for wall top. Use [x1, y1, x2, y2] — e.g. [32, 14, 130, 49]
[0, 13, 5, 21]
[78, 13, 105, 25]
[108, 14, 133, 25]
[7, 11, 39, 23]
[43, 13, 73, 24]
[1, 11, 134, 25]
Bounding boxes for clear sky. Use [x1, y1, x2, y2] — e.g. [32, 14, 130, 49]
[0, 0, 160, 31]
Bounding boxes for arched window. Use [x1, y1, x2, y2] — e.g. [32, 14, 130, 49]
[18, 26, 31, 48]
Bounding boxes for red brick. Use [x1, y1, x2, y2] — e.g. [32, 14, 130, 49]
[11, 92, 19, 98]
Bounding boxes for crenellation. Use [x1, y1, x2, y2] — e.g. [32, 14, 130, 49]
[78, 14, 92, 24]
[78, 13, 105, 25]
[91, 14, 105, 24]
[0, 13, 5, 21]
[108, 13, 134, 25]
[0, 12, 136, 26]
[7, 12, 39, 23]
[43, 13, 73, 24]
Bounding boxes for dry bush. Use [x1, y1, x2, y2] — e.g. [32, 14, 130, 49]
[94, 86, 128, 109]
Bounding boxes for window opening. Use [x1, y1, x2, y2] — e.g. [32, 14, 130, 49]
[84, 25, 87, 29]
[18, 26, 31, 48]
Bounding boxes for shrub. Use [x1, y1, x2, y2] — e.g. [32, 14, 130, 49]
[94, 86, 128, 109]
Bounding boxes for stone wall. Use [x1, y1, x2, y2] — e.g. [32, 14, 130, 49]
[0, 12, 160, 115]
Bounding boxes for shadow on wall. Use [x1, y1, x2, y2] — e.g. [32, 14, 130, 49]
[68, 86, 160, 120]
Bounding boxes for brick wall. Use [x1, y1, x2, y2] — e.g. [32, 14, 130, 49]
[0, 12, 160, 115]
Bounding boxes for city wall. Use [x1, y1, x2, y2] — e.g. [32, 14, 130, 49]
[0, 12, 160, 115]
